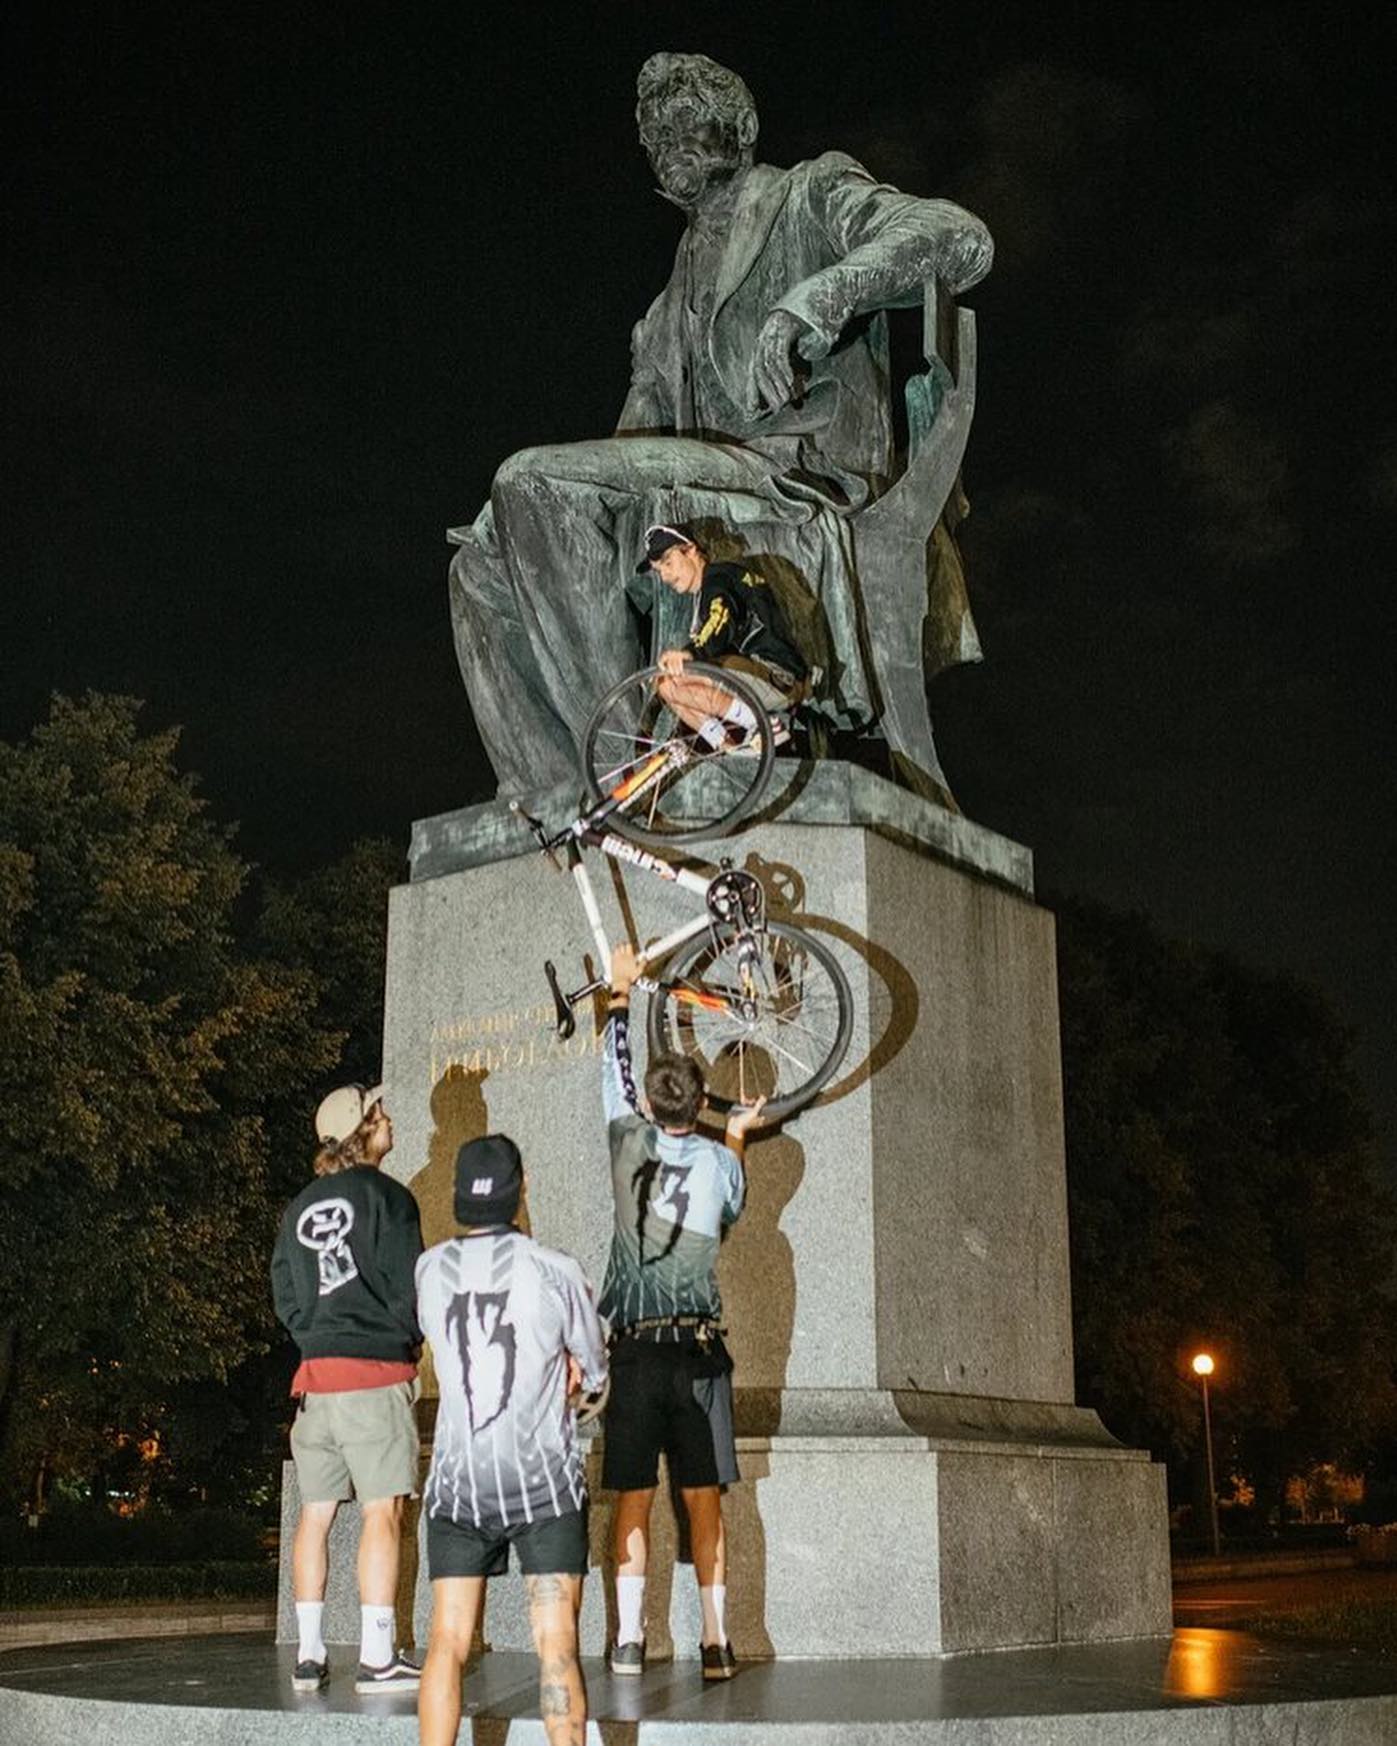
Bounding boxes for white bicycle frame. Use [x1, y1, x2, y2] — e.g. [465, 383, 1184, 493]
[565, 826, 717, 998]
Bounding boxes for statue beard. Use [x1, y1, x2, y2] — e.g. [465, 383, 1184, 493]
[651, 140, 744, 212]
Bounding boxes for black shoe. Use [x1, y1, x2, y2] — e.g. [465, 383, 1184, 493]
[701, 1640, 737, 1680]
[610, 1638, 646, 1676]
[354, 1649, 421, 1694]
[292, 1658, 328, 1693]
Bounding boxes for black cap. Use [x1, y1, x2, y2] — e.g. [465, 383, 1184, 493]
[636, 523, 693, 572]
[454, 1134, 524, 1226]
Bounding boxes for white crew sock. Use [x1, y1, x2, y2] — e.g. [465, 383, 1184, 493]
[295, 1600, 326, 1664]
[721, 696, 758, 735]
[695, 714, 728, 749]
[699, 1582, 728, 1647]
[360, 1603, 396, 1668]
[616, 1574, 647, 1645]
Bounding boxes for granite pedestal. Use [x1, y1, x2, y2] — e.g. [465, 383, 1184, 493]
[10, 1631, 1397, 1744]
[276, 762, 1171, 1657]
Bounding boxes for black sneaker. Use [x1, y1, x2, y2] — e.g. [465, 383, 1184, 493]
[610, 1638, 646, 1676]
[354, 1649, 421, 1694]
[292, 1658, 328, 1693]
[701, 1640, 737, 1681]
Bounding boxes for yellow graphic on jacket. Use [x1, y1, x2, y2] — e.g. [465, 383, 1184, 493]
[741, 570, 766, 588]
[693, 597, 731, 649]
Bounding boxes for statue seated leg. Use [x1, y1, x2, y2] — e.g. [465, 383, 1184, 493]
[448, 437, 869, 795]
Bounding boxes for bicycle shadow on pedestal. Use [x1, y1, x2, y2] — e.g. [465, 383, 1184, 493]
[740, 851, 920, 1103]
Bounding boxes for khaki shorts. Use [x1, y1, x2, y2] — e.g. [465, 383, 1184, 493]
[716, 654, 803, 712]
[291, 1380, 421, 1504]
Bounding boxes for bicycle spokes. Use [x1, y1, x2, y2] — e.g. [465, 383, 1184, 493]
[581, 665, 775, 847]
[650, 920, 853, 1121]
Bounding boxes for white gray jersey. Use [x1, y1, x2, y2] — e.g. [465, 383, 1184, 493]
[416, 1228, 607, 1531]
[598, 1011, 745, 1332]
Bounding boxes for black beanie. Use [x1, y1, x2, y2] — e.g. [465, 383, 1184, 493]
[454, 1133, 524, 1226]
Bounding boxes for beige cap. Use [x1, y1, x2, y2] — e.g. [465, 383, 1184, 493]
[314, 1083, 386, 1144]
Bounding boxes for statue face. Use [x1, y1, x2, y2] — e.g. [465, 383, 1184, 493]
[641, 100, 746, 209]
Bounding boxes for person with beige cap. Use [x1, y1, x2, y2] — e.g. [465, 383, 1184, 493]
[271, 1082, 425, 1695]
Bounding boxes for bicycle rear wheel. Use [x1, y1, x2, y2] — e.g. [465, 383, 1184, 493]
[580, 663, 775, 848]
[646, 920, 852, 1122]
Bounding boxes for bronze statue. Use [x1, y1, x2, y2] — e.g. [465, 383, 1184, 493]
[449, 52, 992, 803]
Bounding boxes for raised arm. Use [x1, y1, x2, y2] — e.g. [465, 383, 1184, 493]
[750, 152, 992, 413]
[602, 942, 643, 1124]
[780, 153, 992, 350]
[717, 1094, 767, 1225]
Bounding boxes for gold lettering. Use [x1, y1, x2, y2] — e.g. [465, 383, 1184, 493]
[423, 999, 617, 1087]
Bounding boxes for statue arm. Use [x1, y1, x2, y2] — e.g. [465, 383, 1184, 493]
[774, 154, 993, 361]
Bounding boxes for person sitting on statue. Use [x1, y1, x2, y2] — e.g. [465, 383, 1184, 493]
[599, 943, 768, 1681]
[447, 51, 992, 798]
[639, 522, 808, 751]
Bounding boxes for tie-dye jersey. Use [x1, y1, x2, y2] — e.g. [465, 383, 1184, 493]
[416, 1228, 607, 1530]
[598, 1011, 745, 1335]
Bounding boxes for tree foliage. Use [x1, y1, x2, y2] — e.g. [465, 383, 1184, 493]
[0, 694, 341, 1510]
[256, 836, 403, 1084]
[1056, 897, 1397, 1508]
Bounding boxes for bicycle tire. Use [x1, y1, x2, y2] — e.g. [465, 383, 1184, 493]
[646, 919, 853, 1122]
[580, 662, 775, 847]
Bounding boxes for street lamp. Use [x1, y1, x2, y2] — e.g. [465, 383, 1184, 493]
[1191, 1352, 1221, 1557]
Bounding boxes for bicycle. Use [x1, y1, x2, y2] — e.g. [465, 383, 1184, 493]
[578, 660, 782, 849]
[514, 666, 851, 1121]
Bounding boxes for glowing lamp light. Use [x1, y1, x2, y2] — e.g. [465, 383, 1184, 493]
[1191, 1353, 1215, 1377]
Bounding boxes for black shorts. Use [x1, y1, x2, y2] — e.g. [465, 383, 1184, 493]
[426, 1503, 589, 1580]
[601, 1337, 738, 1493]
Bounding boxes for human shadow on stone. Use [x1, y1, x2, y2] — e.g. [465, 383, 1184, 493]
[409, 1062, 495, 1254]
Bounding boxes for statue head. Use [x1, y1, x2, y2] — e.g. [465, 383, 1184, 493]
[636, 53, 758, 209]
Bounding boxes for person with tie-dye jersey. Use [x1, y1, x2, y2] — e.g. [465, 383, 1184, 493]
[415, 1134, 607, 1746]
[600, 943, 767, 1682]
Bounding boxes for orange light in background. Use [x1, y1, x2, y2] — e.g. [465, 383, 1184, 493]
[1166, 1628, 1243, 1700]
[1191, 1352, 1215, 1377]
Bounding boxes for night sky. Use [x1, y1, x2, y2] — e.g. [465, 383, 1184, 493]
[5, 4, 1394, 1169]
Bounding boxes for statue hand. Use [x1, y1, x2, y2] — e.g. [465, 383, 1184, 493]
[747, 309, 811, 415]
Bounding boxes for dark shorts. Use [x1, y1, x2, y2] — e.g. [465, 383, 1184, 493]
[426, 1503, 589, 1580]
[601, 1337, 738, 1493]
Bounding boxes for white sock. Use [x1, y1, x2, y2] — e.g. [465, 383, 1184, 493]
[695, 714, 728, 749]
[360, 1603, 395, 1667]
[295, 1600, 326, 1664]
[700, 1582, 727, 1647]
[721, 696, 758, 734]
[616, 1574, 646, 1645]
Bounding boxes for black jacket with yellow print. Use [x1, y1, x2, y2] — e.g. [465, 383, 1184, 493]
[685, 561, 807, 681]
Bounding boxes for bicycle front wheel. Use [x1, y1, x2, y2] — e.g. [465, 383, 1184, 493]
[580, 663, 775, 847]
[646, 920, 852, 1122]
